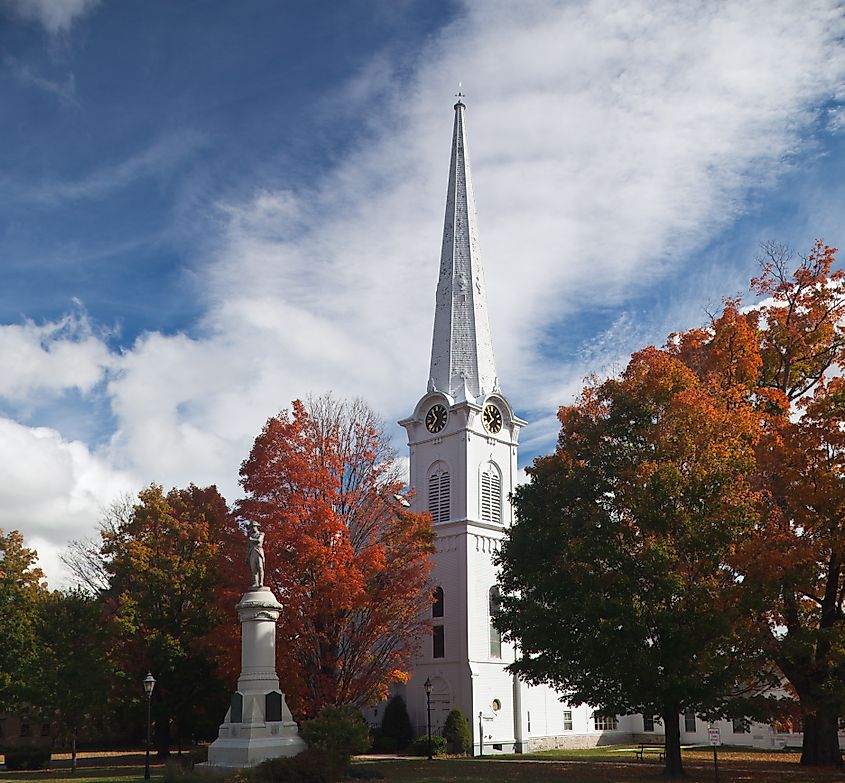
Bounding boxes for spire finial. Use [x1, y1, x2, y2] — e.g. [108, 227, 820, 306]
[455, 82, 465, 108]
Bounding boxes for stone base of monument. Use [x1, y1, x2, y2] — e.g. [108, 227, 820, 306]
[200, 586, 306, 768]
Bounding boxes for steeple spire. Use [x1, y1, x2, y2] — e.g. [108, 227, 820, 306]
[428, 99, 498, 402]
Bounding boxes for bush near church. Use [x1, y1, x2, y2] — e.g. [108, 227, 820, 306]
[378, 695, 413, 751]
[443, 707, 471, 755]
[409, 734, 447, 756]
[300, 705, 371, 775]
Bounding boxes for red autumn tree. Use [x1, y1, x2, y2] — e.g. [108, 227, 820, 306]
[237, 395, 435, 718]
[673, 241, 845, 767]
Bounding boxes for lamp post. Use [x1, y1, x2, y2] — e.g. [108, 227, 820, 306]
[424, 677, 433, 760]
[143, 673, 156, 780]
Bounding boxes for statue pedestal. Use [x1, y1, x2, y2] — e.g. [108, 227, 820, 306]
[201, 587, 306, 768]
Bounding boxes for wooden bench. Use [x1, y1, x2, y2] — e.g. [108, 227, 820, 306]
[634, 743, 665, 762]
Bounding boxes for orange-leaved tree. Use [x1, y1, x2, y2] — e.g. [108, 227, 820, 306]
[237, 395, 435, 718]
[674, 241, 845, 767]
[740, 241, 845, 767]
[497, 346, 768, 780]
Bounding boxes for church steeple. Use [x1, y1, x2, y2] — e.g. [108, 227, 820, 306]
[428, 99, 498, 402]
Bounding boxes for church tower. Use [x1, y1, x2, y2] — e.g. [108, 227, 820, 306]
[400, 98, 526, 753]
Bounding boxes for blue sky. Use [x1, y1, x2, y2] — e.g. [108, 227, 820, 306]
[2, 0, 845, 584]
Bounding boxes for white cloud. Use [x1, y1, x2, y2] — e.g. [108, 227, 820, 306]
[3, 0, 100, 34]
[0, 309, 112, 402]
[192, 0, 845, 421]
[5, 0, 845, 586]
[0, 417, 135, 586]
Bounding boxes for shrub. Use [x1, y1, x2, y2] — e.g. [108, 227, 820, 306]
[443, 707, 472, 755]
[379, 695, 413, 750]
[408, 734, 447, 757]
[3, 748, 52, 770]
[300, 705, 371, 772]
[369, 730, 397, 754]
[252, 748, 334, 783]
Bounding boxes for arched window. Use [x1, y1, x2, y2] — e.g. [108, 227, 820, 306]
[480, 463, 502, 524]
[428, 466, 450, 523]
[432, 586, 444, 618]
[489, 585, 502, 659]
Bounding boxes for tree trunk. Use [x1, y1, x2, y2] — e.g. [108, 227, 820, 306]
[661, 708, 684, 778]
[71, 733, 77, 773]
[801, 710, 842, 767]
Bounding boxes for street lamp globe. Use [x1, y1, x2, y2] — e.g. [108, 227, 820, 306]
[143, 673, 156, 698]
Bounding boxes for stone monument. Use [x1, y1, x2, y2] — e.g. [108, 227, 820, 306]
[202, 522, 306, 767]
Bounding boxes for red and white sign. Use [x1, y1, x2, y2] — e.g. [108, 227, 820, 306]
[708, 727, 721, 746]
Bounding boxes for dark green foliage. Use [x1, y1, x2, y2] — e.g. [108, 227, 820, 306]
[0, 530, 45, 713]
[252, 748, 334, 783]
[369, 729, 397, 754]
[443, 707, 471, 755]
[31, 587, 113, 754]
[3, 748, 51, 770]
[300, 704, 371, 772]
[379, 695, 412, 750]
[408, 734, 447, 756]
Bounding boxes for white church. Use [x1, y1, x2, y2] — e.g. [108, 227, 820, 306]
[387, 98, 806, 755]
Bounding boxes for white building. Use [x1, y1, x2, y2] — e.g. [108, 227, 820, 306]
[393, 98, 807, 754]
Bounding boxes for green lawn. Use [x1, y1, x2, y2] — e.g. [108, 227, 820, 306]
[1, 750, 841, 783]
[0, 767, 162, 783]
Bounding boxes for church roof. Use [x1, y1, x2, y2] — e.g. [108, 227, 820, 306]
[428, 98, 499, 403]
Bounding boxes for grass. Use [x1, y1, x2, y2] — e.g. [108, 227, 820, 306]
[350, 756, 842, 783]
[0, 767, 163, 783]
[2, 748, 842, 783]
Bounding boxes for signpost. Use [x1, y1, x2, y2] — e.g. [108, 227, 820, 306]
[708, 726, 721, 783]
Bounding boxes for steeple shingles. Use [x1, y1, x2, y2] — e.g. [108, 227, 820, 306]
[428, 100, 498, 402]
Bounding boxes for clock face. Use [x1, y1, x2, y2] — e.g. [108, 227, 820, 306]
[483, 404, 503, 433]
[425, 404, 448, 433]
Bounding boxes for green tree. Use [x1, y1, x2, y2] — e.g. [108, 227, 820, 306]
[0, 529, 45, 714]
[32, 588, 112, 769]
[496, 347, 769, 779]
[102, 483, 241, 753]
